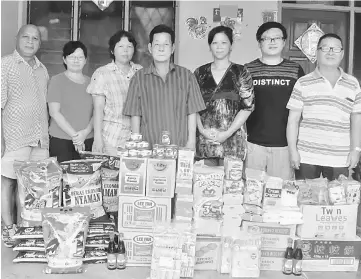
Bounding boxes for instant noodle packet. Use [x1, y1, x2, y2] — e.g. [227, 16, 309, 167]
[13, 251, 47, 263]
[14, 157, 62, 226]
[304, 178, 329, 205]
[79, 152, 120, 212]
[338, 174, 361, 205]
[42, 207, 91, 274]
[327, 179, 346, 205]
[60, 159, 106, 219]
[14, 239, 45, 252]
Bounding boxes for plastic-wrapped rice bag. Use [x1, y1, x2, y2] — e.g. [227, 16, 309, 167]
[14, 157, 62, 226]
[60, 160, 106, 219]
[42, 207, 91, 274]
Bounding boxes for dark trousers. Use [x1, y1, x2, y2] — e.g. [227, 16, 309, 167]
[295, 163, 349, 181]
[49, 136, 94, 163]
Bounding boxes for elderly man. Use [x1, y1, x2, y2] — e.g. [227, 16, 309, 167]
[287, 33, 361, 180]
[1, 24, 49, 247]
[123, 24, 205, 149]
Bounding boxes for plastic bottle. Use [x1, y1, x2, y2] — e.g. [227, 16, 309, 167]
[116, 234, 127, 270]
[107, 232, 117, 270]
[293, 240, 303, 276]
[282, 238, 294, 275]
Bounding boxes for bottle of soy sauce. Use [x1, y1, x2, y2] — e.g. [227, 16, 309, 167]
[116, 233, 127, 270]
[293, 240, 303, 276]
[282, 238, 294, 275]
[107, 232, 117, 270]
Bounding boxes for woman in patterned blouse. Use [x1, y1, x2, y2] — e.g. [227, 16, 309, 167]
[87, 30, 142, 155]
[194, 26, 255, 166]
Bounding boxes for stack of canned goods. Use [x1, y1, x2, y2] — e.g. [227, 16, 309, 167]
[152, 131, 178, 159]
[118, 133, 152, 158]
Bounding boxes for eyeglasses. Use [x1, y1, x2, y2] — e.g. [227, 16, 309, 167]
[67, 56, 85, 61]
[317, 46, 343, 53]
[153, 43, 171, 49]
[260, 37, 284, 43]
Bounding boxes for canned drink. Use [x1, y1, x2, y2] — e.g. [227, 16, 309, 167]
[136, 141, 149, 149]
[128, 149, 139, 157]
[138, 149, 152, 158]
[156, 145, 165, 158]
[165, 144, 178, 159]
[130, 133, 142, 142]
[152, 144, 159, 157]
[161, 131, 171, 145]
[117, 148, 129, 158]
[125, 141, 137, 149]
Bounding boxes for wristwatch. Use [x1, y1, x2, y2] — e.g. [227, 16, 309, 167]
[355, 147, 361, 152]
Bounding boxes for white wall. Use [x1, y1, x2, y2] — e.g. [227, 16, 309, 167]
[1, 1, 19, 56]
[176, 1, 278, 71]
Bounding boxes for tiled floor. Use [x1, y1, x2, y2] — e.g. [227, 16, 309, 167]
[1, 243, 360, 279]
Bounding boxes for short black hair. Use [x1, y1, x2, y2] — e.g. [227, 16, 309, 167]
[62, 40, 87, 69]
[256, 21, 287, 42]
[108, 30, 137, 61]
[149, 24, 175, 44]
[317, 33, 343, 48]
[208, 26, 233, 45]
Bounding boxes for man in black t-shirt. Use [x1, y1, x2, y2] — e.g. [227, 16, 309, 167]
[245, 22, 304, 179]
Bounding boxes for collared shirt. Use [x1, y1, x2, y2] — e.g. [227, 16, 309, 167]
[1, 50, 49, 152]
[287, 67, 361, 167]
[86, 61, 142, 148]
[123, 63, 206, 147]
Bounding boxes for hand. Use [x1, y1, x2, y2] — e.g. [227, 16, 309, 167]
[346, 150, 361, 170]
[201, 128, 216, 140]
[92, 137, 104, 153]
[74, 143, 85, 153]
[72, 129, 88, 145]
[289, 148, 301, 170]
[185, 140, 196, 150]
[214, 131, 231, 144]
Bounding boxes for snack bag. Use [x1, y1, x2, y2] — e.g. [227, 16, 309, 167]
[14, 158, 62, 226]
[60, 160, 106, 219]
[338, 175, 361, 205]
[42, 207, 91, 274]
[243, 169, 266, 208]
[327, 179, 346, 205]
[281, 180, 299, 207]
[13, 226, 43, 239]
[193, 165, 224, 203]
[224, 157, 244, 181]
[14, 239, 45, 252]
[79, 152, 120, 212]
[13, 251, 47, 263]
[304, 178, 329, 205]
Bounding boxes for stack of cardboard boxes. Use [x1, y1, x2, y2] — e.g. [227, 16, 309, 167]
[118, 156, 175, 266]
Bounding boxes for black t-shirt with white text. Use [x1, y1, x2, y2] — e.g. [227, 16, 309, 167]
[245, 59, 305, 147]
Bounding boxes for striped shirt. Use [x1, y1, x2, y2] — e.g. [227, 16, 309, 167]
[245, 59, 305, 147]
[123, 63, 206, 147]
[87, 61, 142, 148]
[1, 50, 49, 152]
[287, 67, 361, 167]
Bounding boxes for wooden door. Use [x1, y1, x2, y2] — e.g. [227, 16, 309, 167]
[282, 9, 349, 74]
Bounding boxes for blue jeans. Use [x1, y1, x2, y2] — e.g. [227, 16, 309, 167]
[295, 163, 349, 181]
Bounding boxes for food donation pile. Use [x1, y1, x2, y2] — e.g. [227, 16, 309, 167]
[9, 134, 361, 277]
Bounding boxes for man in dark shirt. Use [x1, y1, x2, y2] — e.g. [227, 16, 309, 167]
[245, 22, 304, 179]
[123, 25, 205, 148]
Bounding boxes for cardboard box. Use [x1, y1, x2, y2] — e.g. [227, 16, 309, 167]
[123, 231, 153, 266]
[118, 196, 171, 231]
[146, 158, 176, 198]
[241, 221, 296, 250]
[301, 237, 361, 272]
[260, 249, 284, 271]
[297, 204, 358, 239]
[195, 236, 221, 271]
[119, 157, 147, 196]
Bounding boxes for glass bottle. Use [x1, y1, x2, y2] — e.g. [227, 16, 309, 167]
[293, 240, 303, 276]
[107, 232, 117, 270]
[116, 233, 127, 270]
[282, 238, 294, 275]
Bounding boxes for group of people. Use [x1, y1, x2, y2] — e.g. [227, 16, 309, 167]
[1, 21, 361, 247]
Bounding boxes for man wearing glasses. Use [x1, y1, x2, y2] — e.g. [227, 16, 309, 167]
[287, 33, 361, 180]
[245, 22, 305, 179]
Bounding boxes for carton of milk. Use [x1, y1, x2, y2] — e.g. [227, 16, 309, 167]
[118, 196, 171, 231]
[119, 157, 147, 196]
[177, 149, 195, 181]
[123, 230, 154, 266]
[146, 158, 176, 198]
[195, 236, 221, 270]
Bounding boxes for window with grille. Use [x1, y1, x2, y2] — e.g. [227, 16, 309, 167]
[28, 0, 175, 77]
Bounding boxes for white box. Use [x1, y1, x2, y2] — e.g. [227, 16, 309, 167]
[123, 230, 153, 266]
[195, 236, 221, 271]
[119, 157, 147, 196]
[260, 250, 284, 271]
[146, 158, 176, 198]
[297, 204, 358, 239]
[118, 196, 171, 231]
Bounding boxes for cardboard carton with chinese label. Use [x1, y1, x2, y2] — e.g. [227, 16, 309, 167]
[118, 196, 171, 231]
[119, 157, 147, 196]
[146, 158, 176, 198]
[301, 237, 361, 272]
[260, 249, 285, 271]
[297, 204, 358, 239]
[123, 230, 154, 266]
[195, 235, 221, 270]
[241, 221, 296, 250]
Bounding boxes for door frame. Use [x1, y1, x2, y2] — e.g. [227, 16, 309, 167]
[278, 1, 361, 75]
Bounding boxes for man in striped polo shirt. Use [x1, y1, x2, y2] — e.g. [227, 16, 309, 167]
[287, 33, 361, 180]
[123, 25, 205, 148]
[245, 22, 304, 180]
[1, 25, 49, 247]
